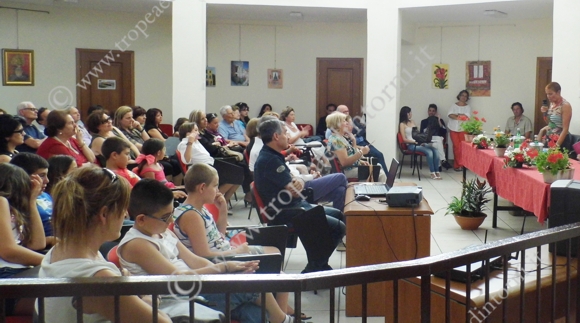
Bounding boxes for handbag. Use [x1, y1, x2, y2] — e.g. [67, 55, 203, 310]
[217, 146, 243, 162]
[412, 127, 432, 145]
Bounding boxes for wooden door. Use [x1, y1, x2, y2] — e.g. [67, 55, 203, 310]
[534, 57, 552, 135]
[76, 49, 134, 121]
[316, 58, 364, 121]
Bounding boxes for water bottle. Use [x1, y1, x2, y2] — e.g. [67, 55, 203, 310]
[514, 128, 522, 148]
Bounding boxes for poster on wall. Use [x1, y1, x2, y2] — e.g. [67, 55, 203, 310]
[2, 49, 34, 86]
[465, 61, 491, 97]
[97, 79, 116, 90]
[267, 69, 283, 89]
[206, 67, 216, 87]
[231, 61, 249, 86]
[432, 64, 449, 89]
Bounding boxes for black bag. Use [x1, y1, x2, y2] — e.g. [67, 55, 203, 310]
[412, 126, 432, 144]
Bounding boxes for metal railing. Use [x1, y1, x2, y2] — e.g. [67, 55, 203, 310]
[2, 223, 580, 323]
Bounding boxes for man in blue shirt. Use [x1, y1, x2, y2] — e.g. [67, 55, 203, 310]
[217, 105, 249, 147]
[254, 118, 346, 273]
[16, 101, 46, 153]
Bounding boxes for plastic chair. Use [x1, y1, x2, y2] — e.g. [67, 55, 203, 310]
[158, 123, 173, 137]
[107, 245, 121, 268]
[397, 132, 425, 180]
[174, 150, 189, 174]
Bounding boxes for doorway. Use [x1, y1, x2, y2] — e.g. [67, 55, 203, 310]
[534, 57, 552, 135]
[316, 58, 364, 124]
[76, 48, 135, 121]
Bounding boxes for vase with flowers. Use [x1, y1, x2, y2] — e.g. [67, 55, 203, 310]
[459, 111, 486, 142]
[535, 148, 574, 183]
[493, 128, 510, 157]
[503, 148, 529, 168]
[473, 134, 489, 149]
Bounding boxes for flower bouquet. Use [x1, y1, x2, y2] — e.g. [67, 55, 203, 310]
[493, 129, 510, 148]
[459, 111, 486, 136]
[472, 134, 489, 149]
[503, 148, 529, 168]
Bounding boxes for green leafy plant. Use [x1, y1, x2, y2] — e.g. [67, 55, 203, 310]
[493, 132, 510, 148]
[445, 178, 492, 217]
[535, 147, 571, 175]
[459, 111, 486, 135]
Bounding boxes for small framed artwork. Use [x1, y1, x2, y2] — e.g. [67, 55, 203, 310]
[268, 69, 283, 89]
[231, 61, 249, 86]
[206, 67, 216, 87]
[97, 79, 116, 90]
[2, 49, 34, 86]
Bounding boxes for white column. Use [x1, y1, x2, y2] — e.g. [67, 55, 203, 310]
[365, 1, 401, 159]
[552, 0, 580, 134]
[172, 0, 207, 122]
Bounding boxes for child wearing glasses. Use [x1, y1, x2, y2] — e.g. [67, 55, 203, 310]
[119, 179, 297, 323]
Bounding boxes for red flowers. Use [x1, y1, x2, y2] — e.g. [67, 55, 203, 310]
[547, 152, 564, 164]
[473, 110, 479, 115]
[458, 115, 469, 121]
[526, 149, 539, 159]
[481, 118, 487, 122]
[515, 154, 525, 162]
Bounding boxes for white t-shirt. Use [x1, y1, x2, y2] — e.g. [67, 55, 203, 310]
[177, 138, 214, 166]
[447, 103, 472, 132]
[249, 137, 264, 172]
[0, 214, 28, 269]
[39, 248, 120, 323]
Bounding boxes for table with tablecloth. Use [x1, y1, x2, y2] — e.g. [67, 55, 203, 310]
[460, 141, 580, 226]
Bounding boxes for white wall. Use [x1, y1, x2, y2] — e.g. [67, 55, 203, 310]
[205, 21, 367, 124]
[0, 2, 172, 119]
[400, 18, 553, 159]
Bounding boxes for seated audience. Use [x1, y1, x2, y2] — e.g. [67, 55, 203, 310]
[46, 155, 76, 194]
[258, 103, 272, 117]
[102, 137, 141, 187]
[119, 179, 295, 323]
[173, 117, 189, 137]
[0, 163, 45, 316]
[399, 106, 441, 180]
[35, 107, 50, 133]
[86, 110, 139, 161]
[254, 118, 346, 273]
[63, 105, 91, 147]
[131, 106, 147, 129]
[144, 108, 169, 140]
[326, 113, 387, 183]
[505, 102, 533, 139]
[236, 102, 251, 126]
[316, 103, 336, 137]
[10, 153, 56, 246]
[280, 106, 327, 165]
[218, 105, 250, 147]
[37, 110, 96, 167]
[133, 138, 175, 188]
[420, 104, 451, 170]
[115, 105, 150, 151]
[40, 167, 173, 323]
[0, 114, 25, 163]
[231, 105, 246, 130]
[15, 101, 46, 153]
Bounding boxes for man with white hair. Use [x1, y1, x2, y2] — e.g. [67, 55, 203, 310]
[217, 105, 250, 147]
[16, 101, 46, 153]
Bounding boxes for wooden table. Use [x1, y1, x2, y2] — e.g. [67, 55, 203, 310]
[399, 246, 577, 322]
[344, 183, 433, 317]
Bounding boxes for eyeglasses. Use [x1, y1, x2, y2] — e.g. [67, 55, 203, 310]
[103, 168, 118, 183]
[101, 117, 112, 124]
[23, 108, 38, 112]
[13, 129, 24, 134]
[142, 210, 174, 223]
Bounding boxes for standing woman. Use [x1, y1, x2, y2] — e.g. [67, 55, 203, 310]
[539, 82, 573, 148]
[0, 114, 25, 163]
[37, 110, 96, 167]
[144, 108, 169, 140]
[40, 167, 172, 323]
[399, 106, 441, 180]
[447, 90, 471, 171]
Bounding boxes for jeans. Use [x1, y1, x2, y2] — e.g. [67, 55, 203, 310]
[357, 137, 388, 174]
[408, 144, 440, 173]
[304, 173, 347, 211]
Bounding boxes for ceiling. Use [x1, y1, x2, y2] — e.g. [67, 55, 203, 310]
[1, 0, 553, 24]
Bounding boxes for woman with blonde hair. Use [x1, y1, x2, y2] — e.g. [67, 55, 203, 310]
[114, 105, 150, 152]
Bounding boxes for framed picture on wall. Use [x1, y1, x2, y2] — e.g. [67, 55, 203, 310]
[267, 69, 283, 89]
[465, 61, 491, 96]
[2, 49, 34, 86]
[206, 67, 216, 87]
[231, 61, 249, 86]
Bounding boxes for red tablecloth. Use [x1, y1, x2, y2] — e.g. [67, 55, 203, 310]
[461, 141, 580, 224]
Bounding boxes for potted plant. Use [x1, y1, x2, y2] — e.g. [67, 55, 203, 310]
[458, 111, 486, 142]
[493, 129, 510, 157]
[535, 147, 574, 183]
[472, 134, 489, 149]
[503, 148, 529, 168]
[445, 178, 492, 230]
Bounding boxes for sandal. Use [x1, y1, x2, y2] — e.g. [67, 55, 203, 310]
[435, 172, 442, 180]
[430, 173, 438, 180]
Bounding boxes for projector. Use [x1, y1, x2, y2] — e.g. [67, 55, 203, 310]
[385, 186, 423, 207]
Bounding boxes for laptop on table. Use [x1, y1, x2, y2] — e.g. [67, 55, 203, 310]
[353, 158, 399, 197]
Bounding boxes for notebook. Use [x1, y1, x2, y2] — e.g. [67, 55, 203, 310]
[353, 158, 399, 197]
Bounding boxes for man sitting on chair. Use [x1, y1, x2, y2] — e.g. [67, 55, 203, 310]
[420, 104, 451, 170]
[254, 118, 346, 273]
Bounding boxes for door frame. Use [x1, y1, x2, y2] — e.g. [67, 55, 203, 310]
[534, 57, 552, 135]
[316, 57, 364, 121]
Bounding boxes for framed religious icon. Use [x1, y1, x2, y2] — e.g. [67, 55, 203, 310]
[2, 49, 34, 86]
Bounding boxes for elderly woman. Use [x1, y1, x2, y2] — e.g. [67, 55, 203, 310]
[0, 114, 25, 163]
[62, 105, 91, 147]
[327, 112, 386, 182]
[37, 110, 96, 167]
[86, 110, 139, 161]
[539, 82, 573, 148]
[114, 105, 150, 151]
[144, 108, 169, 140]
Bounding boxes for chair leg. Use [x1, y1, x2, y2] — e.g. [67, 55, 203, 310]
[416, 156, 421, 181]
[398, 154, 405, 179]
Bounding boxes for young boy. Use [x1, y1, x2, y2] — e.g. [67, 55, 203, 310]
[119, 179, 294, 323]
[102, 137, 140, 187]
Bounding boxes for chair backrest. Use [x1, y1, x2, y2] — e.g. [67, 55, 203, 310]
[107, 245, 121, 268]
[203, 203, 220, 222]
[174, 150, 189, 174]
[164, 137, 180, 157]
[243, 149, 250, 165]
[158, 123, 173, 137]
[251, 182, 270, 224]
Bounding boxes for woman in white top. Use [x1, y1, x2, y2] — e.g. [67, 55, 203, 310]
[280, 107, 329, 169]
[447, 90, 472, 171]
[40, 166, 172, 323]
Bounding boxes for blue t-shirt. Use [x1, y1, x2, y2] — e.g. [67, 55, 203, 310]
[218, 120, 246, 142]
[17, 123, 46, 153]
[36, 192, 53, 237]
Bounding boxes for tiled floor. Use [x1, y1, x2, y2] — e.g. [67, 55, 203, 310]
[226, 165, 546, 321]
